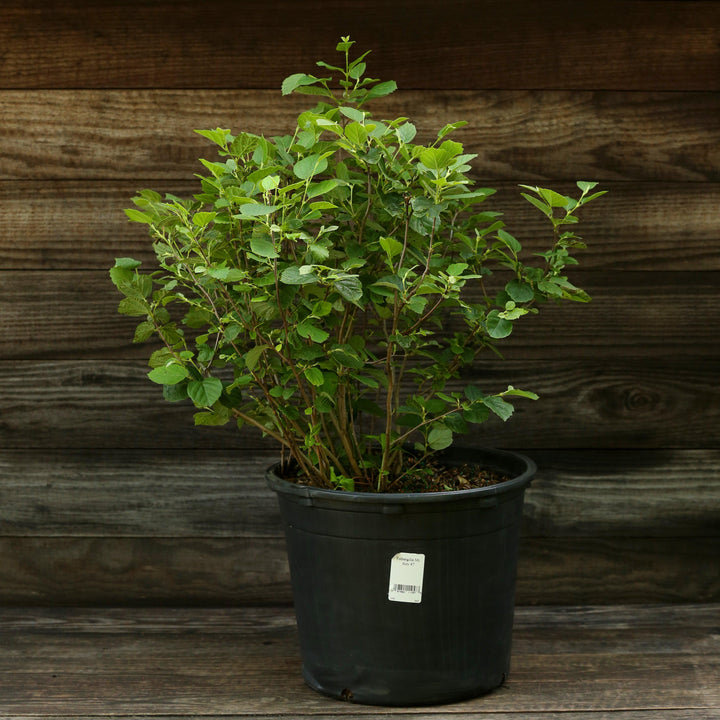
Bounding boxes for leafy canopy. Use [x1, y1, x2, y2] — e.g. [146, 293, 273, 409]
[111, 37, 605, 492]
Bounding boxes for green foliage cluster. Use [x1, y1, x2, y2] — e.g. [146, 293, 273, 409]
[111, 37, 605, 492]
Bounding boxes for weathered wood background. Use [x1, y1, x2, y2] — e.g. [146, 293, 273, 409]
[1, 0, 719, 606]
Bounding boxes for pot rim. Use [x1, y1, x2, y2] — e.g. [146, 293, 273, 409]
[266, 446, 536, 506]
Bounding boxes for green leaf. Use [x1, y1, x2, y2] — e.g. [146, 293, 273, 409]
[505, 279, 535, 302]
[538, 279, 564, 297]
[446, 262, 468, 277]
[463, 404, 490, 424]
[334, 275, 363, 303]
[486, 310, 513, 338]
[187, 377, 223, 407]
[338, 106, 366, 123]
[244, 345, 267, 371]
[582, 190, 607, 204]
[281, 73, 321, 96]
[521, 192, 554, 218]
[577, 181, 599, 193]
[207, 267, 246, 282]
[281, 265, 317, 285]
[538, 187, 571, 208]
[344, 122, 369, 145]
[307, 240, 330, 261]
[419, 148, 449, 172]
[137, 274, 153, 298]
[133, 321, 155, 343]
[194, 128, 232, 148]
[124, 208, 154, 224]
[250, 236, 278, 258]
[270, 385, 294, 400]
[380, 236, 403, 259]
[444, 412, 468, 434]
[224, 323, 243, 341]
[109, 264, 136, 293]
[294, 154, 328, 180]
[113, 257, 142, 270]
[364, 80, 397, 99]
[311, 300, 333, 317]
[304, 367, 324, 386]
[428, 423, 453, 451]
[497, 228, 521, 254]
[437, 121, 468, 140]
[482, 395, 515, 422]
[406, 295, 427, 314]
[397, 122, 417, 143]
[297, 320, 330, 343]
[503, 386, 539, 401]
[194, 405, 232, 426]
[464, 386, 485, 402]
[118, 297, 150, 316]
[307, 178, 342, 199]
[419, 141, 463, 173]
[499, 303, 528, 320]
[239, 203, 278, 218]
[330, 469, 355, 492]
[348, 61, 366, 80]
[192, 211, 216, 227]
[148, 363, 189, 385]
[330, 345, 364, 370]
[148, 347, 174, 369]
[316, 60, 344, 73]
[308, 201, 337, 211]
[163, 382, 188, 403]
[200, 158, 232, 179]
[351, 372, 379, 389]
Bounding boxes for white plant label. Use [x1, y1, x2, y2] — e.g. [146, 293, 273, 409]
[388, 552, 425, 603]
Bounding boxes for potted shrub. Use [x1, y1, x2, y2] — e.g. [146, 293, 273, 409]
[111, 37, 604, 706]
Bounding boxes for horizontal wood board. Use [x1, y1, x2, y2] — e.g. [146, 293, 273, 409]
[2, 445, 718, 606]
[22, 268, 720, 368]
[0, 605, 717, 717]
[1, 90, 717, 182]
[1, 1, 718, 90]
[2, 359, 719, 450]
[1, 181, 719, 272]
[0, 536, 718, 606]
[2, 271, 719, 360]
[1, 0, 718, 609]
[2, 449, 718, 539]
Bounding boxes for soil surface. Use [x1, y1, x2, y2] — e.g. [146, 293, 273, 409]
[282, 458, 510, 493]
[397, 461, 510, 493]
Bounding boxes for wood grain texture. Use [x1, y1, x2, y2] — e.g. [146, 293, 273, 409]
[0, 535, 716, 606]
[1, 449, 718, 539]
[1, 90, 717, 181]
[0, 715, 707, 720]
[0, 450, 282, 538]
[0, 0, 718, 615]
[525, 449, 720, 538]
[0, 605, 717, 716]
[2, 271, 719, 360]
[2, 359, 719, 450]
[517, 537, 720, 604]
[3, 716, 708, 720]
[0, 537, 292, 606]
[1, 1, 718, 90]
[2, 181, 718, 272]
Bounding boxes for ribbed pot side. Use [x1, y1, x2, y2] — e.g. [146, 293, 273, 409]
[267, 447, 536, 706]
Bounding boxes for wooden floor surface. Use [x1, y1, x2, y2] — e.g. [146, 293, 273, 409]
[0, 604, 717, 719]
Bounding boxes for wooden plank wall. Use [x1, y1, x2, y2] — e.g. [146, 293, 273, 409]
[1, 0, 719, 606]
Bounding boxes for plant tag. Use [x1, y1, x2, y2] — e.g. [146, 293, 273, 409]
[388, 552, 425, 604]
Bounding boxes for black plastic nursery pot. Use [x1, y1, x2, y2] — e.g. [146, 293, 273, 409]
[267, 447, 536, 707]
